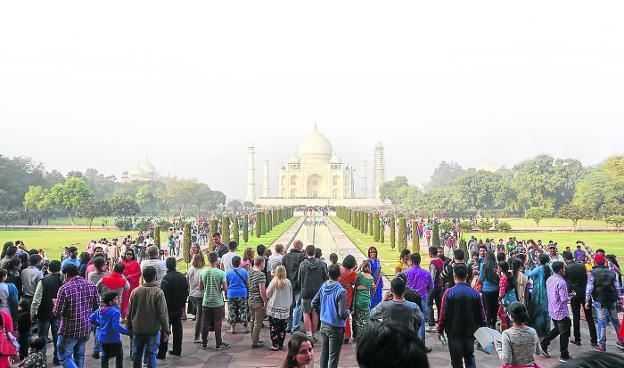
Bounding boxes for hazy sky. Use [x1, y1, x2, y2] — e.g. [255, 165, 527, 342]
[1, 1, 623, 200]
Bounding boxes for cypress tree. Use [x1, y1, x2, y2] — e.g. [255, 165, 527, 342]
[390, 215, 396, 249]
[368, 213, 373, 236]
[232, 216, 240, 244]
[154, 225, 161, 248]
[209, 219, 218, 251]
[380, 219, 385, 244]
[243, 214, 249, 244]
[268, 211, 273, 232]
[412, 219, 420, 253]
[262, 212, 268, 235]
[432, 222, 440, 247]
[222, 215, 230, 244]
[398, 217, 407, 249]
[183, 222, 192, 264]
[373, 212, 380, 241]
[255, 211, 262, 238]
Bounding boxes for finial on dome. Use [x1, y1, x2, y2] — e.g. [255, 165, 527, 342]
[314, 121, 318, 131]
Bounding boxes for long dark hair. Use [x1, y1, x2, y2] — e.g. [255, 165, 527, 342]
[539, 253, 551, 286]
[498, 261, 516, 293]
[482, 251, 499, 284]
[508, 301, 529, 325]
[282, 331, 313, 368]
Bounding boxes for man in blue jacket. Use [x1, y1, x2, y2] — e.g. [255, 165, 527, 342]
[312, 264, 349, 368]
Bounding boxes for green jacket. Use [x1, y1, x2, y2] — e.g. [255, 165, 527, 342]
[127, 282, 169, 335]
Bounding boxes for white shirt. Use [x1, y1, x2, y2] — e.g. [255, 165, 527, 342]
[140, 258, 167, 286]
[221, 251, 237, 272]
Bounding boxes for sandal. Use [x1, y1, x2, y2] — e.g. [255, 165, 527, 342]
[269, 345, 280, 351]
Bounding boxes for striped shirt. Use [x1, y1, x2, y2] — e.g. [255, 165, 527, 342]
[200, 267, 226, 308]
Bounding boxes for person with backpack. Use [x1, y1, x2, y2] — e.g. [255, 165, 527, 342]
[298, 245, 328, 341]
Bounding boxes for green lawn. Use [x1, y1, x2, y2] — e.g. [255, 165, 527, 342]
[466, 231, 624, 258]
[0, 216, 299, 264]
[331, 217, 428, 277]
[8, 216, 119, 227]
[497, 217, 610, 229]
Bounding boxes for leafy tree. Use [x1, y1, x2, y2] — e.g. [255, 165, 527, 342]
[600, 203, 624, 219]
[83, 168, 118, 200]
[76, 200, 111, 229]
[477, 220, 492, 232]
[47, 177, 93, 225]
[558, 203, 590, 228]
[426, 161, 473, 190]
[23, 185, 52, 224]
[232, 216, 240, 244]
[438, 221, 453, 233]
[525, 207, 551, 227]
[397, 218, 407, 249]
[603, 156, 624, 180]
[222, 215, 231, 243]
[495, 222, 511, 232]
[242, 214, 249, 243]
[228, 200, 242, 211]
[573, 168, 612, 215]
[456, 170, 513, 212]
[109, 195, 140, 218]
[0, 210, 21, 227]
[183, 223, 192, 263]
[606, 215, 624, 232]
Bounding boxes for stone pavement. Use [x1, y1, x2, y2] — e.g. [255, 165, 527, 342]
[49, 216, 623, 367]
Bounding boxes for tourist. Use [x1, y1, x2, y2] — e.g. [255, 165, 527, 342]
[441, 249, 472, 290]
[328, 253, 338, 266]
[298, 245, 328, 341]
[404, 252, 432, 344]
[128, 266, 170, 368]
[0, 309, 14, 368]
[5, 257, 22, 299]
[120, 249, 141, 320]
[78, 252, 91, 278]
[426, 246, 444, 332]
[356, 321, 430, 368]
[220, 241, 238, 272]
[312, 263, 349, 368]
[248, 256, 268, 348]
[267, 243, 285, 277]
[367, 246, 383, 309]
[18, 337, 47, 368]
[88, 256, 110, 286]
[540, 261, 572, 362]
[394, 248, 410, 274]
[479, 251, 500, 330]
[21, 254, 43, 302]
[140, 246, 167, 287]
[241, 247, 255, 271]
[526, 253, 552, 337]
[29, 260, 62, 363]
[511, 258, 529, 304]
[53, 264, 99, 368]
[336, 255, 356, 344]
[186, 253, 206, 342]
[199, 252, 230, 351]
[89, 292, 129, 368]
[213, 233, 228, 258]
[158, 257, 189, 357]
[371, 276, 423, 334]
[266, 265, 292, 351]
[351, 260, 373, 340]
[17, 298, 31, 360]
[585, 253, 624, 351]
[438, 264, 486, 368]
[281, 331, 314, 368]
[495, 301, 542, 367]
[562, 250, 598, 347]
[96, 263, 130, 301]
[0, 269, 17, 320]
[282, 240, 305, 333]
[497, 260, 517, 330]
[258, 244, 271, 282]
[0, 243, 15, 269]
[225, 255, 249, 334]
[573, 244, 586, 263]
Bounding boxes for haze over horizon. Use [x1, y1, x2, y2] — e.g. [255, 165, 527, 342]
[2, 1, 623, 200]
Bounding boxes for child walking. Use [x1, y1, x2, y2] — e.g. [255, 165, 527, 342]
[90, 292, 129, 368]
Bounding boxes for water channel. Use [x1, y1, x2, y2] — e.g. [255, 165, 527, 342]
[290, 215, 342, 258]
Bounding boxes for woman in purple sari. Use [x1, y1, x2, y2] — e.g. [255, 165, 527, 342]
[367, 246, 383, 308]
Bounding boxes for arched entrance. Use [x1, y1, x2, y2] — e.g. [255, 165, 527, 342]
[306, 174, 323, 198]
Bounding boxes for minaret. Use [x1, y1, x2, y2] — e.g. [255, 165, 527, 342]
[247, 145, 256, 203]
[263, 159, 270, 197]
[361, 159, 368, 198]
[374, 143, 385, 201]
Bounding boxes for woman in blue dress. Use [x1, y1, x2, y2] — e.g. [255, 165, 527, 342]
[526, 253, 551, 337]
[367, 246, 383, 309]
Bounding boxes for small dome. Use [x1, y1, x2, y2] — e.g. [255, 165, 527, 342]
[138, 160, 157, 175]
[477, 160, 497, 173]
[297, 129, 333, 161]
[330, 153, 341, 163]
[288, 154, 300, 163]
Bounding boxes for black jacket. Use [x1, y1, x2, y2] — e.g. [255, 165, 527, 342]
[161, 270, 189, 317]
[37, 273, 63, 321]
[438, 283, 486, 338]
[282, 249, 305, 291]
[564, 262, 587, 300]
[590, 266, 618, 303]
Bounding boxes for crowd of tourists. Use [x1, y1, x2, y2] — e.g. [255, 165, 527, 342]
[2, 226, 624, 368]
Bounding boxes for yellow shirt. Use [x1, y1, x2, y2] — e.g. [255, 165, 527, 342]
[395, 260, 409, 273]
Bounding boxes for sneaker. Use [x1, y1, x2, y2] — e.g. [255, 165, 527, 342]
[168, 350, 181, 356]
[570, 339, 581, 346]
[193, 338, 202, 343]
[251, 341, 265, 348]
[426, 325, 437, 333]
[216, 343, 231, 351]
[200, 344, 208, 350]
[558, 356, 573, 363]
[425, 346, 432, 353]
[616, 341, 624, 351]
[92, 352, 100, 360]
[541, 346, 550, 358]
[594, 345, 605, 352]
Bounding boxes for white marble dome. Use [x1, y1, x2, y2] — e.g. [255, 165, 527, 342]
[297, 129, 333, 161]
[288, 154, 300, 163]
[330, 153, 341, 163]
[138, 160, 157, 176]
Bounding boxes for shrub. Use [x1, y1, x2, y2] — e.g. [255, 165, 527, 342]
[115, 218, 133, 231]
[459, 220, 474, 233]
[477, 220, 492, 232]
[156, 219, 172, 230]
[495, 222, 512, 232]
[439, 221, 453, 234]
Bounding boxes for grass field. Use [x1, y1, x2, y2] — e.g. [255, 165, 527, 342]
[0, 216, 299, 263]
[466, 231, 624, 258]
[499, 217, 611, 229]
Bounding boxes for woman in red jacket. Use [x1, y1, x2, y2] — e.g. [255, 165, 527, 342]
[120, 249, 141, 319]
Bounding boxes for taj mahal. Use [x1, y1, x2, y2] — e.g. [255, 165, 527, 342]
[249, 128, 385, 207]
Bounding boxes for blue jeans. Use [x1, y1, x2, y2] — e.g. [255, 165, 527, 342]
[419, 302, 427, 344]
[290, 290, 302, 332]
[593, 301, 622, 348]
[38, 318, 59, 356]
[57, 335, 89, 368]
[132, 332, 160, 368]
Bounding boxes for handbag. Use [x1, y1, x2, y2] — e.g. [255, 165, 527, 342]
[473, 278, 483, 293]
[0, 327, 18, 356]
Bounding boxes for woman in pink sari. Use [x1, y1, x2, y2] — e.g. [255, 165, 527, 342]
[120, 249, 141, 319]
